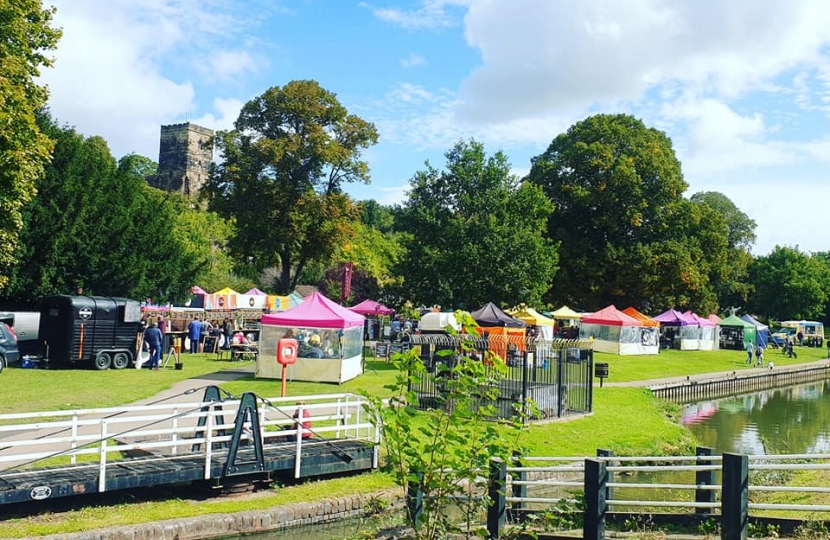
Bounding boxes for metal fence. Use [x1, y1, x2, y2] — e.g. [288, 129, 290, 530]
[406, 334, 594, 421]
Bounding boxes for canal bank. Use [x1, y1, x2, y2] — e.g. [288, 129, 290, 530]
[7, 358, 829, 539]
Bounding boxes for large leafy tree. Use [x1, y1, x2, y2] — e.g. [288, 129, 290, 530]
[1, 116, 204, 305]
[690, 191, 756, 309]
[204, 80, 379, 294]
[527, 114, 728, 314]
[0, 1, 61, 288]
[748, 246, 828, 321]
[396, 140, 558, 309]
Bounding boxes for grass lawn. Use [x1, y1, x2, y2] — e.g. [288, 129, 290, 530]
[0, 344, 824, 537]
[0, 353, 246, 415]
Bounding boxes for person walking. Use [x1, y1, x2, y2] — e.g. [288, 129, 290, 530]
[746, 340, 754, 364]
[755, 344, 765, 367]
[187, 317, 202, 354]
[143, 321, 163, 370]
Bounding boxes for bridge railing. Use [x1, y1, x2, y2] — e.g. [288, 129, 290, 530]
[0, 391, 379, 491]
[408, 449, 830, 539]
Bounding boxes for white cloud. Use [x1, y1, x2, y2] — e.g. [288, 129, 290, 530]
[201, 50, 260, 82]
[457, 0, 830, 123]
[360, 0, 468, 30]
[400, 53, 426, 68]
[40, 0, 271, 159]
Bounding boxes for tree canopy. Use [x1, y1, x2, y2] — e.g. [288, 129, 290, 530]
[396, 140, 558, 309]
[748, 246, 829, 321]
[204, 80, 379, 294]
[1, 115, 208, 305]
[0, 1, 61, 288]
[527, 113, 729, 314]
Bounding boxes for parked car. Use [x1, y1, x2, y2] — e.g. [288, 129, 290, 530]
[0, 322, 21, 373]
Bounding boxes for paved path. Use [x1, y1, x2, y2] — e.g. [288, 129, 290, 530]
[605, 358, 830, 388]
[126, 363, 257, 406]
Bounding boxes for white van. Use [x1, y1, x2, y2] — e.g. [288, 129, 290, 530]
[0, 312, 40, 356]
[773, 320, 824, 347]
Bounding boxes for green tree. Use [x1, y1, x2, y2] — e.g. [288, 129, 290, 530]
[528, 114, 728, 314]
[1, 116, 204, 305]
[396, 140, 558, 309]
[364, 313, 526, 540]
[690, 191, 756, 309]
[748, 246, 828, 321]
[203, 80, 379, 294]
[0, 1, 61, 288]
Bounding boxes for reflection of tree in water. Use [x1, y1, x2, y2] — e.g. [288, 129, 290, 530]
[686, 381, 830, 455]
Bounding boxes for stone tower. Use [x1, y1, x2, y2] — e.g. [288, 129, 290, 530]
[147, 122, 214, 196]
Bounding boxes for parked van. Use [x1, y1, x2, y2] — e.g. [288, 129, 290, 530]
[772, 320, 824, 347]
[0, 311, 40, 357]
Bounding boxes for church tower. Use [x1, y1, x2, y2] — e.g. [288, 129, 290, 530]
[147, 122, 214, 196]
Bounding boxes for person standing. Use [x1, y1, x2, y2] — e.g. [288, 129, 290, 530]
[745, 340, 754, 364]
[157, 315, 167, 335]
[188, 317, 202, 354]
[755, 344, 765, 367]
[143, 321, 163, 370]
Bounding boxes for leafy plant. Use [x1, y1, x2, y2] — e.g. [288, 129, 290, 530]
[698, 517, 720, 537]
[364, 311, 528, 540]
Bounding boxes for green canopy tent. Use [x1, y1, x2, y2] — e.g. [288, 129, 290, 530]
[718, 314, 756, 350]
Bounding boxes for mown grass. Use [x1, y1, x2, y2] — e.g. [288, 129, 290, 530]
[0, 353, 244, 414]
[0, 345, 824, 537]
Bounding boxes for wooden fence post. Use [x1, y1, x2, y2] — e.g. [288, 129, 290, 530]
[722, 452, 748, 540]
[583, 458, 607, 540]
[695, 446, 716, 514]
[487, 457, 507, 540]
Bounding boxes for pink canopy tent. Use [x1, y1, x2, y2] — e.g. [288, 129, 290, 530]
[245, 288, 267, 296]
[259, 292, 365, 383]
[349, 299, 394, 316]
[261, 292, 364, 329]
[191, 285, 207, 295]
[707, 313, 722, 324]
[683, 311, 717, 327]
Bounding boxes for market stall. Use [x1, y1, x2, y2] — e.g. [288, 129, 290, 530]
[580, 305, 658, 355]
[257, 292, 365, 383]
[653, 309, 700, 350]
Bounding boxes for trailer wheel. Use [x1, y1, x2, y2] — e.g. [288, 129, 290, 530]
[0, 355, 4, 374]
[94, 352, 112, 370]
[112, 352, 130, 370]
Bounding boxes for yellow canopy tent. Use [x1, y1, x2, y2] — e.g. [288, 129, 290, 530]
[550, 305, 583, 337]
[214, 287, 240, 296]
[551, 305, 582, 320]
[509, 307, 555, 340]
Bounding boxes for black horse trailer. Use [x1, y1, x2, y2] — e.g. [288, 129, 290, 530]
[39, 295, 142, 370]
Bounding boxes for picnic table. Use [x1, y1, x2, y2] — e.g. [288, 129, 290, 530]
[230, 343, 258, 362]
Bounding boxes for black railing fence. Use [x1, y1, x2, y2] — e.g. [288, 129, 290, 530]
[406, 335, 594, 422]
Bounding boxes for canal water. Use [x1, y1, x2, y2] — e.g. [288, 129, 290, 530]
[680, 379, 830, 455]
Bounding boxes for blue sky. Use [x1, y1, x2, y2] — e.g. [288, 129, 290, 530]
[41, 0, 830, 255]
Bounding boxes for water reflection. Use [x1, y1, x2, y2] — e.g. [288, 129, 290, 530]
[681, 380, 830, 455]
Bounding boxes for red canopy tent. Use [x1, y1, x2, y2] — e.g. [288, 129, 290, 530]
[580, 305, 658, 355]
